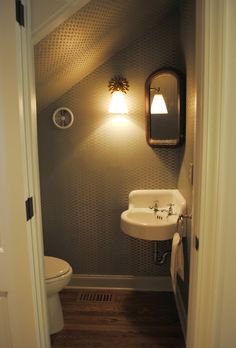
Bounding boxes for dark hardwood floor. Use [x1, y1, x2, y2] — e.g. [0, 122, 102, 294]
[51, 288, 185, 348]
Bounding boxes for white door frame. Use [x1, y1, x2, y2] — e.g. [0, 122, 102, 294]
[0, 0, 50, 347]
[23, 0, 51, 346]
[187, 0, 236, 346]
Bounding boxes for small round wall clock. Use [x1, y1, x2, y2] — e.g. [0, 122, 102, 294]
[52, 107, 74, 129]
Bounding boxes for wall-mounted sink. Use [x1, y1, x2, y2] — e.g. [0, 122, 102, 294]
[120, 190, 186, 241]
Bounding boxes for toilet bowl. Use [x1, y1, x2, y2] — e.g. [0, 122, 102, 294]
[44, 256, 72, 335]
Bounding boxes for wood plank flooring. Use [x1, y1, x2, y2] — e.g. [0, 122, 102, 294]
[51, 288, 185, 348]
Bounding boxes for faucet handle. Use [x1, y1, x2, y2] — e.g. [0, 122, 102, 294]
[168, 203, 175, 215]
[149, 200, 159, 211]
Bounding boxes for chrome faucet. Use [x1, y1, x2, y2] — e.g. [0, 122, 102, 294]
[167, 203, 175, 216]
[149, 200, 159, 213]
[159, 203, 176, 217]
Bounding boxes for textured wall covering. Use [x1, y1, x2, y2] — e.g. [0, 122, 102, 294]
[37, 10, 184, 277]
[35, 0, 180, 110]
[177, 0, 196, 310]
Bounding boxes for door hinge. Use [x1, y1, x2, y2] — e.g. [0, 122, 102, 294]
[189, 162, 194, 185]
[25, 197, 34, 221]
[15, 0, 25, 27]
[195, 236, 199, 251]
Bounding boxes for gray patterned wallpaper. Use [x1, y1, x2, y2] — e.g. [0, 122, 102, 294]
[37, 11, 185, 277]
[34, 0, 180, 110]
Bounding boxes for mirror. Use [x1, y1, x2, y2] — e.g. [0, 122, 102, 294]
[145, 68, 185, 147]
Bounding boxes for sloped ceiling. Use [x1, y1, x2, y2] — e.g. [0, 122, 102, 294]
[34, 0, 180, 111]
[31, 0, 91, 44]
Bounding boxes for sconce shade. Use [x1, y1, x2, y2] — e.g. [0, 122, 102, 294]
[108, 75, 129, 114]
[108, 90, 128, 114]
[151, 94, 168, 114]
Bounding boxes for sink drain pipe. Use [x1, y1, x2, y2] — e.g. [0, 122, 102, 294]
[153, 241, 171, 265]
[153, 214, 192, 265]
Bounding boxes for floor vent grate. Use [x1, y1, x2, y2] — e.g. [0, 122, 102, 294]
[78, 292, 113, 302]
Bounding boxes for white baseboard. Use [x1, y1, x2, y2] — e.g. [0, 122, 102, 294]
[68, 274, 172, 292]
[175, 284, 187, 340]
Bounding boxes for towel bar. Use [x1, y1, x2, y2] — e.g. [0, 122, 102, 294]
[177, 214, 192, 243]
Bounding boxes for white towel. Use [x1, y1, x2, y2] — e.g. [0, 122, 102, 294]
[170, 232, 184, 293]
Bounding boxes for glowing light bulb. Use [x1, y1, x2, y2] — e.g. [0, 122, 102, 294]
[151, 94, 168, 114]
[108, 91, 128, 114]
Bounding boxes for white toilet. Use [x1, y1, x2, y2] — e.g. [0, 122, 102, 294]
[44, 256, 72, 335]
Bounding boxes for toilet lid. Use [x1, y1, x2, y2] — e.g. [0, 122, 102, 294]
[44, 256, 70, 280]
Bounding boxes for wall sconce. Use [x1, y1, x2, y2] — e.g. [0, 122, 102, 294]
[150, 88, 168, 114]
[108, 75, 129, 114]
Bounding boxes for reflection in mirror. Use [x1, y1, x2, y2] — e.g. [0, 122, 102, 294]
[145, 68, 185, 147]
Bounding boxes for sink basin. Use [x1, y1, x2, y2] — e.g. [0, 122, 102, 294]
[120, 190, 186, 241]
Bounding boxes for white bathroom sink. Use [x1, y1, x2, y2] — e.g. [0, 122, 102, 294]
[120, 190, 186, 241]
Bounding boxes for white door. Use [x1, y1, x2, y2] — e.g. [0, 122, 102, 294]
[187, 0, 236, 347]
[0, 0, 49, 347]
